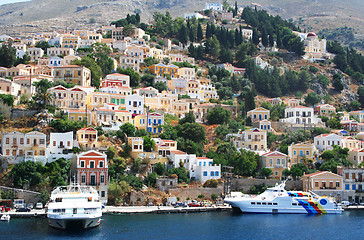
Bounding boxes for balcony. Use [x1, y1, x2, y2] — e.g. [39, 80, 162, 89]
[355, 190, 364, 193]
[12, 144, 18, 148]
[320, 187, 337, 190]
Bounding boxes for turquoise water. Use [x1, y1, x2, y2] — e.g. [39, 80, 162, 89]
[1, 211, 363, 239]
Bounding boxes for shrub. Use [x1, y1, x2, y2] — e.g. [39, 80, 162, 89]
[203, 179, 219, 188]
[197, 194, 205, 199]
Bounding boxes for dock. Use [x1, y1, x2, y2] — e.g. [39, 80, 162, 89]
[344, 205, 364, 211]
[1, 205, 232, 218]
[103, 205, 232, 215]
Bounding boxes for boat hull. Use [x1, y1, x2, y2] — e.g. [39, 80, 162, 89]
[48, 217, 101, 230]
[225, 198, 343, 214]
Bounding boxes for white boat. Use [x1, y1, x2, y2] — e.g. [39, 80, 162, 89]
[224, 181, 343, 214]
[47, 184, 102, 229]
[1, 214, 10, 221]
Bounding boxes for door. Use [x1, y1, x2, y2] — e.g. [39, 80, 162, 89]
[73, 208, 77, 214]
[91, 175, 96, 186]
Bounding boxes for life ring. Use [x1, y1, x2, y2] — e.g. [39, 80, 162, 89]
[34, 212, 38, 217]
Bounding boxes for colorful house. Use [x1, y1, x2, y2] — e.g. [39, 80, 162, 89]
[77, 150, 108, 204]
[261, 151, 288, 179]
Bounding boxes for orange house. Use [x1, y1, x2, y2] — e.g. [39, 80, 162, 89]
[77, 150, 108, 204]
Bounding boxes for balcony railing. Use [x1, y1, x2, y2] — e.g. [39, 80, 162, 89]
[320, 187, 337, 190]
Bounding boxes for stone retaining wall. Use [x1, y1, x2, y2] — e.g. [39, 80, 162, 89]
[230, 179, 303, 192]
[168, 186, 223, 201]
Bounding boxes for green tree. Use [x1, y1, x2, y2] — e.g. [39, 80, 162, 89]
[119, 123, 136, 138]
[176, 122, 206, 143]
[305, 92, 321, 106]
[317, 75, 330, 89]
[358, 86, 364, 106]
[154, 162, 165, 175]
[215, 124, 230, 139]
[131, 158, 143, 174]
[168, 167, 189, 183]
[260, 168, 273, 178]
[35, 41, 51, 52]
[108, 180, 130, 205]
[0, 94, 14, 107]
[143, 136, 155, 152]
[144, 172, 158, 187]
[197, 23, 204, 42]
[178, 24, 189, 46]
[72, 56, 102, 88]
[31, 79, 54, 109]
[123, 24, 135, 37]
[153, 82, 167, 92]
[0, 42, 16, 67]
[333, 73, 343, 91]
[205, 36, 221, 59]
[179, 111, 195, 124]
[117, 67, 141, 87]
[207, 107, 231, 125]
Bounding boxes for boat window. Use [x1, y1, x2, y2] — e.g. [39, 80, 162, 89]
[280, 190, 284, 192]
[273, 190, 278, 192]
[273, 203, 278, 205]
[292, 203, 297, 206]
[262, 202, 267, 205]
[257, 202, 261, 205]
[298, 203, 302, 206]
[310, 203, 315, 206]
[251, 202, 255, 205]
[304, 203, 308, 206]
[55, 198, 62, 202]
[268, 203, 272, 205]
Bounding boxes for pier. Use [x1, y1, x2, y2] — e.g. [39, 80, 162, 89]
[104, 205, 232, 215]
[1, 205, 232, 218]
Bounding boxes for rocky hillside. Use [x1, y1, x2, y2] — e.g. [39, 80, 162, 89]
[0, 0, 363, 44]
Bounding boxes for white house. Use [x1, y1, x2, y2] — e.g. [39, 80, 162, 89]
[169, 151, 221, 183]
[125, 94, 144, 114]
[280, 106, 322, 124]
[47, 132, 74, 161]
[204, 3, 223, 11]
[314, 133, 343, 152]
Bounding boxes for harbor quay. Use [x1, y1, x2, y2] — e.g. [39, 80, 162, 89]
[0, 205, 232, 218]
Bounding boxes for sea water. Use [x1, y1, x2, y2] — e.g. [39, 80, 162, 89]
[1, 211, 363, 240]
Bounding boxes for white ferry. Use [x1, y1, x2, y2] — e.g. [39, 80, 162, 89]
[47, 184, 102, 229]
[224, 181, 343, 214]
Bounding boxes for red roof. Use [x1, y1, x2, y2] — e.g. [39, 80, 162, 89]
[170, 150, 186, 155]
[79, 127, 96, 131]
[304, 171, 325, 177]
[262, 151, 287, 157]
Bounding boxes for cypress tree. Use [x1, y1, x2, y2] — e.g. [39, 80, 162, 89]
[197, 23, 203, 42]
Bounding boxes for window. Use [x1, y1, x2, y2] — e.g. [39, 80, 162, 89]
[203, 171, 207, 176]
[277, 159, 280, 165]
[80, 161, 85, 168]
[345, 184, 350, 190]
[306, 150, 309, 156]
[81, 175, 86, 183]
[100, 175, 105, 183]
[210, 171, 214, 176]
[336, 182, 340, 188]
[90, 161, 95, 168]
[99, 161, 104, 168]
[215, 171, 219, 176]
[293, 150, 296, 156]
[5, 138, 9, 144]
[352, 185, 356, 190]
[315, 182, 319, 187]
[101, 191, 105, 197]
[40, 139, 45, 145]
[269, 159, 273, 165]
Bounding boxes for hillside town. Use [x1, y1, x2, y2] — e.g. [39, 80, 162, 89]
[1, 1, 364, 209]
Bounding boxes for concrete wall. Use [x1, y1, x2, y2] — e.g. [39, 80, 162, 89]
[271, 121, 326, 133]
[11, 109, 39, 119]
[0, 186, 42, 205]
[168, 186, 223, 201]
[230, 178, 303, 193]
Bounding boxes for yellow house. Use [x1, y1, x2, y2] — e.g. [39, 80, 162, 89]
[76, 127, 99, 149]
[67, 109, 92, 125]
[149, 64, 179, 78]
[288, 142, 318, 167]
[88, 92, 126, 109]
[247, 107, 270, 122]
[230, 128, 267, 153]
[149, 47, 164, 61]
[23, 131, 47, 159]
[53, 65, 91, 86]
[61, 34, 80, 49]
[314, 104, 336, 117]
[261, 151, 288, 179]
[178, 67, 195, 80]
[341, 136, 359, 150]
[48, 85, 94, 109]
[303, 171, 343, 193]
